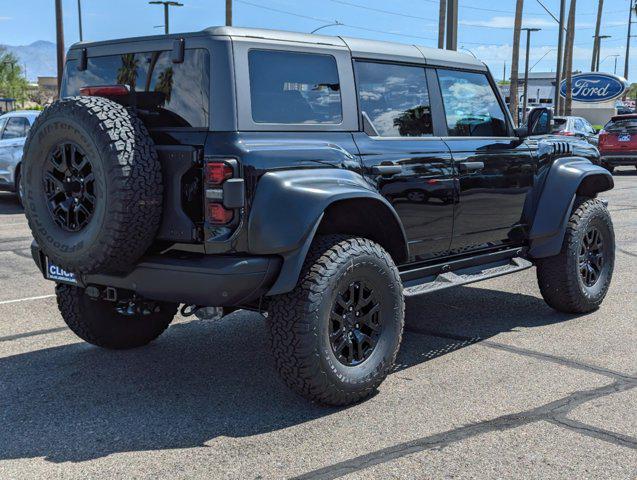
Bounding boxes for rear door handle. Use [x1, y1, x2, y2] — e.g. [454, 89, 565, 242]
[372, 164, 402, 176]
[457, 161, 484, 173]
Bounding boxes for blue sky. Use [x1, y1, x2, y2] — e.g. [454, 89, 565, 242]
[1, 0, 635, 81]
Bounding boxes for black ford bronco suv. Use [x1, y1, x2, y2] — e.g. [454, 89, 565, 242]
[22, 27, 615, 405]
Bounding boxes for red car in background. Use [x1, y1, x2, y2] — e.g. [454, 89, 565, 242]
[598, 114, 637, 173]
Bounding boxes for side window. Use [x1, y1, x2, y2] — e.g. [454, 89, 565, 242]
[1, 117, 29, 139]
[437, 70, 508, 137]
[248, 50, 342, 124]
[0, 117, 7, 136]
[355, 61, 432, 137]
[62, 49, 210, 128]
[574, 118, 586, 133]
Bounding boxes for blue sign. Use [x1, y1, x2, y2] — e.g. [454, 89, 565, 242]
[560, 73, 627, 103]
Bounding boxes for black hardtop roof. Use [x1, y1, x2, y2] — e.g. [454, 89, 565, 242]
[69, 26, 485, 71]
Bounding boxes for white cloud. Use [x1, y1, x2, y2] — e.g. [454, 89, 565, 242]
[460, 16, 556, 29]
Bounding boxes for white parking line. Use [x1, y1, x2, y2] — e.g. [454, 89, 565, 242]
[0, 294, 55, 305]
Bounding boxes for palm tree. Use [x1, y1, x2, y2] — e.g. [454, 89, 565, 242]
[155, 67, 174, 104]
[116, 53, 139, 92]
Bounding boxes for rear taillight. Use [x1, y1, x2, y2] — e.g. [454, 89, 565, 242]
[204, 160, 242, 226]
[598, 131, 608, 146]
[205, 162, 233, 185]
[207, 203, 234, 225]
[79, 84, 130, 97]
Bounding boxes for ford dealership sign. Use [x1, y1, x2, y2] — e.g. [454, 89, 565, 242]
[560, 73, 627, 103]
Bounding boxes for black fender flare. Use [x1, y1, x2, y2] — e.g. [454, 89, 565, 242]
[247, 168, 408, 295]
[528, 157, 613, 258]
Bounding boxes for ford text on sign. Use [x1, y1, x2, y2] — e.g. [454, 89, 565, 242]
[559, 73, 627, 103]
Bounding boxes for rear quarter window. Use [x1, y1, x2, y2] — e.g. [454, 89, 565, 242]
[62, 49, 210, 128]
[248, 50, 342, 124]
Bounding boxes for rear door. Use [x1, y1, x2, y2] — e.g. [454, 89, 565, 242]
[435, 68, 535, 253]
[352, 61, 455, 262]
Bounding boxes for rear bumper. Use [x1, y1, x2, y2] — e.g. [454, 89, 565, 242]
[601, 153, 637, 166]
[32, 242, 282, 306]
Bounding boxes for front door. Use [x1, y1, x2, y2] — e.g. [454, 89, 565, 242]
[352, 61, 455, 262]
[435, 69, 535, 253]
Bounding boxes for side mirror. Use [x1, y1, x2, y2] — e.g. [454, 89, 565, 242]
[524, 107, 552, 137]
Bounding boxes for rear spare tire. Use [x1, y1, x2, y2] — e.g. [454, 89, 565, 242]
[21, 96, 162, 274]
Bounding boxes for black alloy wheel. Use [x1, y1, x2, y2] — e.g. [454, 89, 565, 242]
[44, 142, 96, 232]
[330, 280, 382, 366]
[579, 226, 605, 287]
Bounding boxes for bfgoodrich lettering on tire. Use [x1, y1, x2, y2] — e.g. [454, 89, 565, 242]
[267, 235, 405, 406]
[536, 197, 615, 314]
[22, 96, 163, 274]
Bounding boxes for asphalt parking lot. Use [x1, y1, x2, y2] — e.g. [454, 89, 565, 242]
[0, 169, 635, 479]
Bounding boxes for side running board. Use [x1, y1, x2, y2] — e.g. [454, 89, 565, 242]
[403, 257, 533, 297]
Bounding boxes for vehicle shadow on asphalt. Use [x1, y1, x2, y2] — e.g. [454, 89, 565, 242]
[0, 193, 23, 215]
[0, 285, 579, 463]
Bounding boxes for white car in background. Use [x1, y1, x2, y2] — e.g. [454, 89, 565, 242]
[0, 110, 40, 205]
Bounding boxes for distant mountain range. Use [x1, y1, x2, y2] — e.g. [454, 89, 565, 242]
[0, 40, 56, 81]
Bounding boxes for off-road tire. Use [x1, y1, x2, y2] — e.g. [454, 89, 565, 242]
[536, 197, 615, 314]
[22, 96, 163, 274]
[267, 235, 404, 406]
[56, 284, 178, 349]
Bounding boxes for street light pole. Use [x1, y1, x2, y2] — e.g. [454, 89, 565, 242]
[522, 28, 541, 122]
[148, 1, 183, 35]
[311, 22, 342, 34]
[77, 0, 84, 42]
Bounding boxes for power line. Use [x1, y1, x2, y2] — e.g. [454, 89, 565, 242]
[234, 0, 628, 51]
[234, 0, 437, 41]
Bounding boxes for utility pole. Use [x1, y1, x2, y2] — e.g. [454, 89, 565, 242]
[438, 0, 446, 49]
[591, 0, 603, 71]
[503, 62, 507, 83]
[522, 28, 541, 123]
[555, 0, 566, 114]
[77, 0, 83, 42]
[55, 0, 65, 93]
[625, 0, 636, 80]
[563, 0, 577, 116]
[226, 0, 233, 26]
[149, 1, 183, 35]
[445, 0, 458, 50]
[510, 0, 524, 127]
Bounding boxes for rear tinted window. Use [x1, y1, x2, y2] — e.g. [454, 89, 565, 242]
[551, 117, 568, 133]
[437, 70, 508, 137]
[604, 118, 637, 132]
[62, 49, 210, 128]
[355, 61, 432, 137]
[248, 50, 342, 124]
